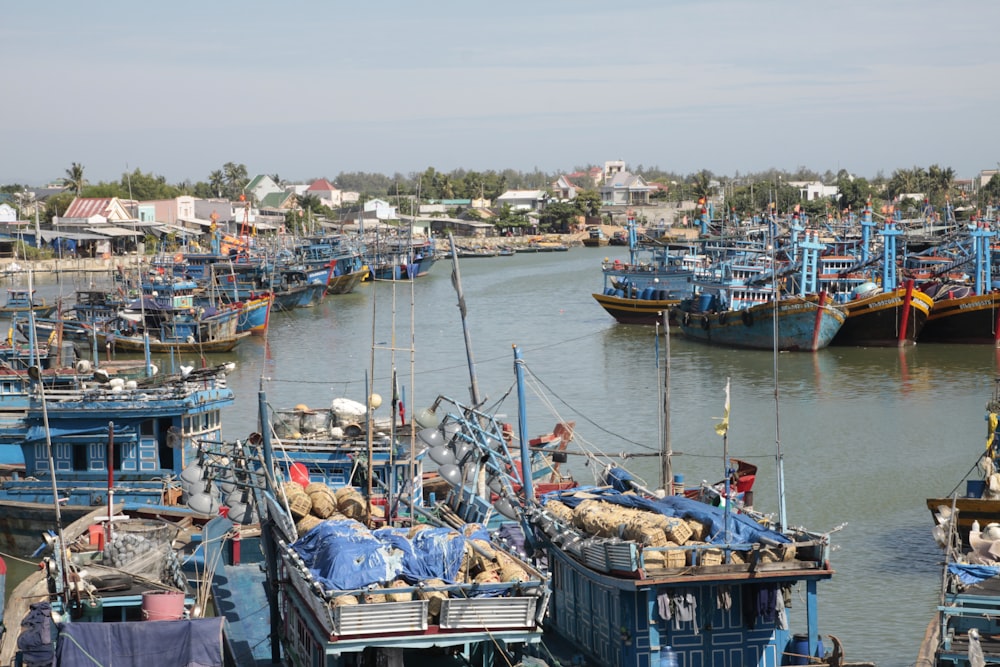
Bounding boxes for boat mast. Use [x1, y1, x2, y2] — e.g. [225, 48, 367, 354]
[447, 233, 481, 407]
[658, 310, 672, 493]
[771, 213, 788, 530]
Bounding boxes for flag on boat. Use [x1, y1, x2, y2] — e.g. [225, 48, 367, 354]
[714, 380, 730, 437]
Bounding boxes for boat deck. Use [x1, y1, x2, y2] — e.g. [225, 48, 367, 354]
[937, 570, 1000, 663]
[211, 561, 275, 666]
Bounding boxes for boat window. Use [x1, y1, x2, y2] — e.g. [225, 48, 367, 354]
[72, 444, 88, 471]
[140, 420, 155, 437]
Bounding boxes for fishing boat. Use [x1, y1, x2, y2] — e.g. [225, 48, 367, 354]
[0, 289, 56, 318]
[0, 505, 225, 667]
[817, 206, 933, 347]
[292, 235, 368, 294]
[582, 226, 609, 247]
[917, 223, 1000, 345]
[592, 222, 701, 326]
[96, 277, 246, 353]
[674, 238, 846, 351]
[926, 377, 1000, 548]
[0, 362, 236, 556]
[431, 338, 858, 667]
[196, 384, 550, 667]
[918, 424, 1000, 667]
[366, 234, 437, 280]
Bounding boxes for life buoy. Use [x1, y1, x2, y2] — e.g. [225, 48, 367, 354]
[701, 315, 710, 331]
[742, 310, 754, 327]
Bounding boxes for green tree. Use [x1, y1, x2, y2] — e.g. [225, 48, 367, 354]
[537, 201, 580, 232]
[574, 190, 602, 218]
[208, 170, 226, 198]
[63, 162, 87, 195]
[120, 168, 181, 200]
[222, 162, 249, 200]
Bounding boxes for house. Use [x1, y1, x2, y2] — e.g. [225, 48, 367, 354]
[0, 203, 16, 224]
[496, 190, 547, 212]
[55, 197, 138, 227]
[52, 197, 143, 255]
[136, 196, 196, 225]
[551, 175, 582, 201]
[599, 172, 653, 206]
[603, 160, 626, 182]
[305, 178, 342, 208]
[246, 175, 283, 204]
[364, 198, 397, 220]
[788, 181, 839, 201]
[258, 191, 296, 212]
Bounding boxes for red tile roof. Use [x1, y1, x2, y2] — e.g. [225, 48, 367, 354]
[306, 179, 337, 192]
[63, 198, 113, 218]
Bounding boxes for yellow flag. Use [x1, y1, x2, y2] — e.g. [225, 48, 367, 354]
[714, 382, 730, 437]
[987, 412, 998, 452]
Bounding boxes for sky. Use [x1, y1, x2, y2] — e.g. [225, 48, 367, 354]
[4, 0, 999, 187]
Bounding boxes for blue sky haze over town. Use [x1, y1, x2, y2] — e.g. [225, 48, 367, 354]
[3, 0, 998, 185]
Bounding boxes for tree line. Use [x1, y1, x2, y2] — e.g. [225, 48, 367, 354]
[4, 161, 998, 227]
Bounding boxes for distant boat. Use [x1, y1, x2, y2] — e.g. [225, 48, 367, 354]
[581, 226, 609, 247]
[0, 289, 55, 318]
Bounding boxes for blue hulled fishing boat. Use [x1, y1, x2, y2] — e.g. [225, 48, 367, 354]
[675, 236, 846, 351]
[198, 386, 549, 667]
[0, 361, 236, 556]
[592, 221, 702, 326]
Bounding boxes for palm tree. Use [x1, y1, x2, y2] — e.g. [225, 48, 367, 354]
[208, 170, 225, 198]
[63, 162, 87, 195]
[222, 162, 249, 200]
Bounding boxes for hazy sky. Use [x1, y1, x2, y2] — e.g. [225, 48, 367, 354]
[4, 1, 998, 186]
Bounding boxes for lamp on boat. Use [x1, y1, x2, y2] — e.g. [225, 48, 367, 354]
[453, 439, 474, 464]
[416, 427, 444, 451]
[187, 481, 220, 515]
[493, 497, 518, 520]
[413, 399, 442, 429]
[440, 420, 462, 445]
[437, 464, 463, 487]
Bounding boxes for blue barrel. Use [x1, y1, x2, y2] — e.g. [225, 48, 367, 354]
[698, 294, 713, 312]
[614, 289, 625, 298]
[657, 289, 668, 301]
[788, 635, 825, 665]
[968, 480, 987, 498]
[605, 287, 616, 296]
[641, 286, 654, 300]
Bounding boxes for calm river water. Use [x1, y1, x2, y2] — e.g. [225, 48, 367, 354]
[9, 245, 997, 666]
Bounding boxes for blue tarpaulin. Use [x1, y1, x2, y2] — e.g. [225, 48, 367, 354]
[292, 520, 470, 590]
[541, 486, 790, 546]
[55, 617, 224, 667]
[948, 563, 1000, 585]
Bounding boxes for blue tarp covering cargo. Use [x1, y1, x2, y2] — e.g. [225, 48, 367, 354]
[292, 519, 470, 590]
[55, 617, 224, 667]
[541, 486, 790, 546]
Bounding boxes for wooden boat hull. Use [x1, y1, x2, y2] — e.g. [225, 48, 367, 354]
[677, 297, 846, 351]
[98, 331, 248, 353]
[592, 292, 679, 325]
[326, 270, 367, 294]
[831, 287, 934, 347]
[0, 499, 97, 556]
[920, 291, 1000, 344]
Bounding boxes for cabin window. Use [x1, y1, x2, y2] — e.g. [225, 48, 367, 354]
[140, 420, 155, 437]
[72, 444, 88, 471]
[1, 381, 14, 394]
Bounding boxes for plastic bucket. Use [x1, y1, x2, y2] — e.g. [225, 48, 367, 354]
[788, 634, 825, 665]
[88, 524, 105, 550]
[141, 590, 185, 621]
[968, 480, 987, 498]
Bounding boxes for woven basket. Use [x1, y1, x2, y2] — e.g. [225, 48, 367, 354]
[308, 486, 338, 518]
[418, 579, 449, 619]
[332, 595, 359, 607]
[664, 518, 693, 544]
[296, 514, 323, 535]
[287, 493, 313, 519]
[338, 490, 367, 520]
[385, 580, 413, 602]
